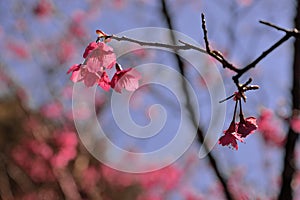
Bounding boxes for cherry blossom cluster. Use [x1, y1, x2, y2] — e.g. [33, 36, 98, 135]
[218, 92, 258, 150]
[11, 131, 78, 182]
[67, 30, 141, 93]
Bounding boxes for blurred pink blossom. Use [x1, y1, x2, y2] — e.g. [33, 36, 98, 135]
[6, 41, 30, 60]
[257, 108, 285, 146]
[40, 101, 63, 119]
[33, 0, 53, 17]
[50, 132, 78, 168]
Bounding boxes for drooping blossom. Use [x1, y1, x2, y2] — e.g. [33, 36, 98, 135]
[218, 122, 244, 150]
[237, 116, 257, 138]
[110, 65, 141, 93]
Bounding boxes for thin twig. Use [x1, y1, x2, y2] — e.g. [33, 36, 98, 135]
[200, 14, 240, 73]
[201, 13, 211, 52]
[234, 20, 300, 81]
[233, 34, 291, 81]
[260, 20, 300, 37]
[259, 20, 291, 32]
[110, 35, 207, 52]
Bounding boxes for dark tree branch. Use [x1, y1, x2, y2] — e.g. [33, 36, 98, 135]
[201, 14, 240, 73]
[278, 0, 300, 199]
[234, 34, 290, 80]
[160, 1, 234, 200]
[233, 20, 299, 81]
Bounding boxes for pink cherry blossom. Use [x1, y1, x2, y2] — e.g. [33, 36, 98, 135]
[83, 42, 98, 59]
[237, 116, 257, 138]
[67, 64, 83, 83]
[98, 71, 110, 91]
[218, 122, 244, 150]
[84, 42, 116, 72]
[110, 68, 141, 93]
[67, 64, 102, 87]
[83, 70, 99, 87]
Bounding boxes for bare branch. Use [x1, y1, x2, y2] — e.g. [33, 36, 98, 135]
[200, 14, 240, 73]
[201, 13, 211, 52]
[234, 34, 291, 81]
[109, 35, 208, 53]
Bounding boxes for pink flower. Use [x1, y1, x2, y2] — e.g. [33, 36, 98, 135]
[84, 42, 116, 72]
[237, 116, 257, 138]
[218, 122, 244, 150]
[110, 68, 141, 93]
[67, 64, 103, 87]
[83, 42, 98, 59]
[98, 71, 110, 91]
[68, 41, 117, 90]
[67, 64, 82, 82]
[83, 70, 99, 87]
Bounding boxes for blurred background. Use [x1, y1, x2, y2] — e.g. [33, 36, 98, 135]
[0, 0, 298, 199]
